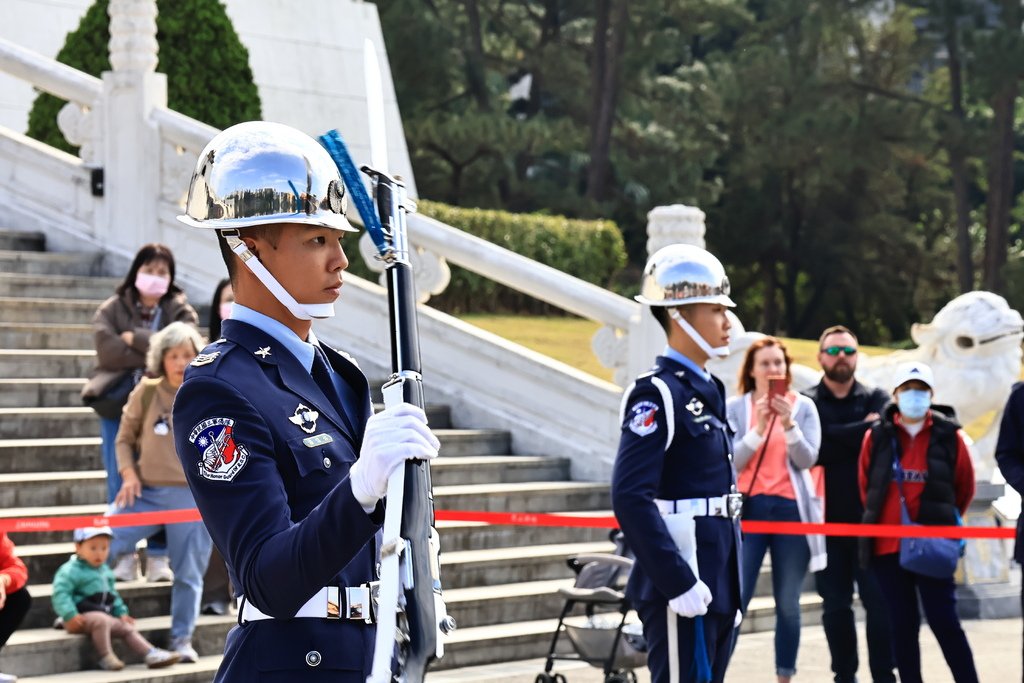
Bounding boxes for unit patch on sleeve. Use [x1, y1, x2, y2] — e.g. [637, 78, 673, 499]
[189, 417, 249, 481]
[627, 400, 659, 437]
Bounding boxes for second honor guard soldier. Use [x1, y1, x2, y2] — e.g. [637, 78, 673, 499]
[172, 122, 440, 682]
[612, 244, 743, 683]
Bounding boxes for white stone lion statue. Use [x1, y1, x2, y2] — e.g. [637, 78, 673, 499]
[708, 292, 1023, 479]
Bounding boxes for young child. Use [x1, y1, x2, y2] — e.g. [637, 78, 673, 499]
[51, 527, 179, 671]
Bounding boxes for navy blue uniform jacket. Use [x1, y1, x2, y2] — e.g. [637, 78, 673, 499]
[611, 356, 741, 615]
[173, 319, 379, 681]
[995, 381, 1024, 563]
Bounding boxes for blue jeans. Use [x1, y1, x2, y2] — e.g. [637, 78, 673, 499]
[871, 553, 978, 683]
[99, 417, 122, 505]
[110, 485, 212, 641]
[740, 494, 810, 677]
[815, 536, 895, 682]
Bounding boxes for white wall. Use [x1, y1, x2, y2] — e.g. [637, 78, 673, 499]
[1, 0, 417, 193]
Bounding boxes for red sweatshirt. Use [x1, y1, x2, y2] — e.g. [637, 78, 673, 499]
[0, 533, 28, 594]
[858, 412, 975, 556]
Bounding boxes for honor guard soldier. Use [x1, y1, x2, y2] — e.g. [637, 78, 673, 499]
[172, 122, 440, 682]
[611, 244, 743, 683]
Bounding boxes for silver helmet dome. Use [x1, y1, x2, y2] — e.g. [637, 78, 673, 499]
[635, 244, 735, 308]
[177, 121, 354, 232]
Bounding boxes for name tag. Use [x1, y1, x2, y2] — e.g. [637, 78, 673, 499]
[302, 434, 334, 448]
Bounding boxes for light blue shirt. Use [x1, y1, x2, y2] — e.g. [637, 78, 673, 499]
[231, 304, 320, 373]
[663, 345, 711, 381]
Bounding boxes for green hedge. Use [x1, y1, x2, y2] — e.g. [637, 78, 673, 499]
[349, 199, 627, 314]
[27, 0, 261, 153]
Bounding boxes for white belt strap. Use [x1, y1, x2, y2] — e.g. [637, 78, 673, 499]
[656, 495, 735, 518]
[238, 585, 373, 623]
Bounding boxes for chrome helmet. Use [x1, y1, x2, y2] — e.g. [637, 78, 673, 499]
[635, 244, 735, 307]
[177, 121, 354, 232]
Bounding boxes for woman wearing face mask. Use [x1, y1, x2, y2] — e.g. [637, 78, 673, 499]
[207, 278, 233, 342]
[81, 244, 198, 580]
[857, 361, 978, 683]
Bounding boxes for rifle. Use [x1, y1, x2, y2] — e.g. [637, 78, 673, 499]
[318, 42, 454, 683]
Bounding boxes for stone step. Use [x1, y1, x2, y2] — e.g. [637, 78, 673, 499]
[0, 455, 568, 509]
[16, 657, 222, 683]
[437, 518, 612, 552]
[0, 272, 120, 299]
[0, 438, 103, 479]
[0, 297, 103, 325]
[0, 350, 95, 379]
[0, 324, 95, 350]
[440, 541, 613, 590]
[0, 431, 505, 476]
[0, 378, 86, 407]
[445, 579, 576, 630]
[0, 230, 45, 252]
[0, 250, 105, 276]
[435, 481, 609, 514]
[0, 406, 462, 442]
[0, 614, 233, 678]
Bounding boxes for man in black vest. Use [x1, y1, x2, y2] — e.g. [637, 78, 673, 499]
[803, 325, 894, 683]
[858, 362, 978, 683]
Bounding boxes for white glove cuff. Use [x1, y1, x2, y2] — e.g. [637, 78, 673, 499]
[349, 460, 381, 513]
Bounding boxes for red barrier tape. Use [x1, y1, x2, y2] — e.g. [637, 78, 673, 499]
[1, 508, 1013, 540]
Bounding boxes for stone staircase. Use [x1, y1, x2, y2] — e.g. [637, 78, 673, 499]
[0, 228, 810, 681]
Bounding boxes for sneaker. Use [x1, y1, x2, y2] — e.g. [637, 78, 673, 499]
[171, 637, 198, 663]
[145, 555, 174, 582]
[0, 672, 18, 682]
[112, 552, 139, 581]
[201, 600, 229, 616]
[144, 648, 180, 669]
[98, 653, 125, 671]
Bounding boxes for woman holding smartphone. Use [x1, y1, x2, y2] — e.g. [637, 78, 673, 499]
[726, 336, 823, 683]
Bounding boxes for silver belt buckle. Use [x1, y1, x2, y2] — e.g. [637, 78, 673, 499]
[726, 493, 744, 519]
[345, 585, 372, 623]
[708, 496, 727, 518]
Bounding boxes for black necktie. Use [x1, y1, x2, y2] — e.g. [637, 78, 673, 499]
[311, 346, 338, 404]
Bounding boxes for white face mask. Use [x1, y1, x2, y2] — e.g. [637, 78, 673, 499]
[219, 302, 233, 321]
[135, 272, 170, 298]
[669, 308, 730, 358]
[897, 389, 931, 420]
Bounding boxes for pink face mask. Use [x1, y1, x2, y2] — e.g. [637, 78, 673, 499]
[219, 302, 233, 321]
[135, 272, 170, 298]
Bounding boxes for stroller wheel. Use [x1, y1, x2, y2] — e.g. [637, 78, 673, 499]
[534, 675, 555, 683]
[604, 672, 635, 683]
[554, 675, 567, 683]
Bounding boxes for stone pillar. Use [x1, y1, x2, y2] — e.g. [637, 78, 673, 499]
[96, 0, 167, 255]
[645, 204, 706, 256]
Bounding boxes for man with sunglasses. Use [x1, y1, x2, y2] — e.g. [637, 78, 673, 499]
[803, 326, 895, 683]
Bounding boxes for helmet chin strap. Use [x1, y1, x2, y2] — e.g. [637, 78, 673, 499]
[670, 308, 730, 359]
[224, 233, 335, 321]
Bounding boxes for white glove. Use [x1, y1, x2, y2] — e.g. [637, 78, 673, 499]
[349, 404, 440, 511]
[734, 609, 743, 628]
[668, 580, 712, 618]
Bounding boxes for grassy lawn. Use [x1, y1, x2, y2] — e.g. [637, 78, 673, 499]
[457, 314, 891, 384]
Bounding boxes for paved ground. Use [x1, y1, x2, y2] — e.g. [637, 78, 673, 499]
[433, 618, 1022, 682]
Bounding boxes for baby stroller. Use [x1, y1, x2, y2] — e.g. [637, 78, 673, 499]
[536, 530, 647, 683]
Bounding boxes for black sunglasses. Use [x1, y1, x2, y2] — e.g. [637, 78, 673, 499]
[823, 345, 857, 356]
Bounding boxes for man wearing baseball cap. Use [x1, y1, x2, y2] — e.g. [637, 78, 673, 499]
[857, 362, 978, 683]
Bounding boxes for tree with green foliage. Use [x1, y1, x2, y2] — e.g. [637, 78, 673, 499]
[27, 0, 261, 153]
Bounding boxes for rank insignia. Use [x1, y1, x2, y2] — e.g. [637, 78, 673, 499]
[685, 397, 704, 416]
[189, 417, 249, 481]
[289, 404, 320, 434]
[627, 400, 659, 437]
[255, 346, 271, 359]
[190, 352, 220, 367]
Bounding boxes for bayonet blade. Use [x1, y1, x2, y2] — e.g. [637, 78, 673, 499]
[364, 38, 388, 172]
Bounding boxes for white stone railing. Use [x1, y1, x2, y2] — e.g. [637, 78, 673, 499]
[0, 27, 685, 480]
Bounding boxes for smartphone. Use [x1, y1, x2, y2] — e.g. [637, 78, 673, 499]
[767, 375, 786, 400]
